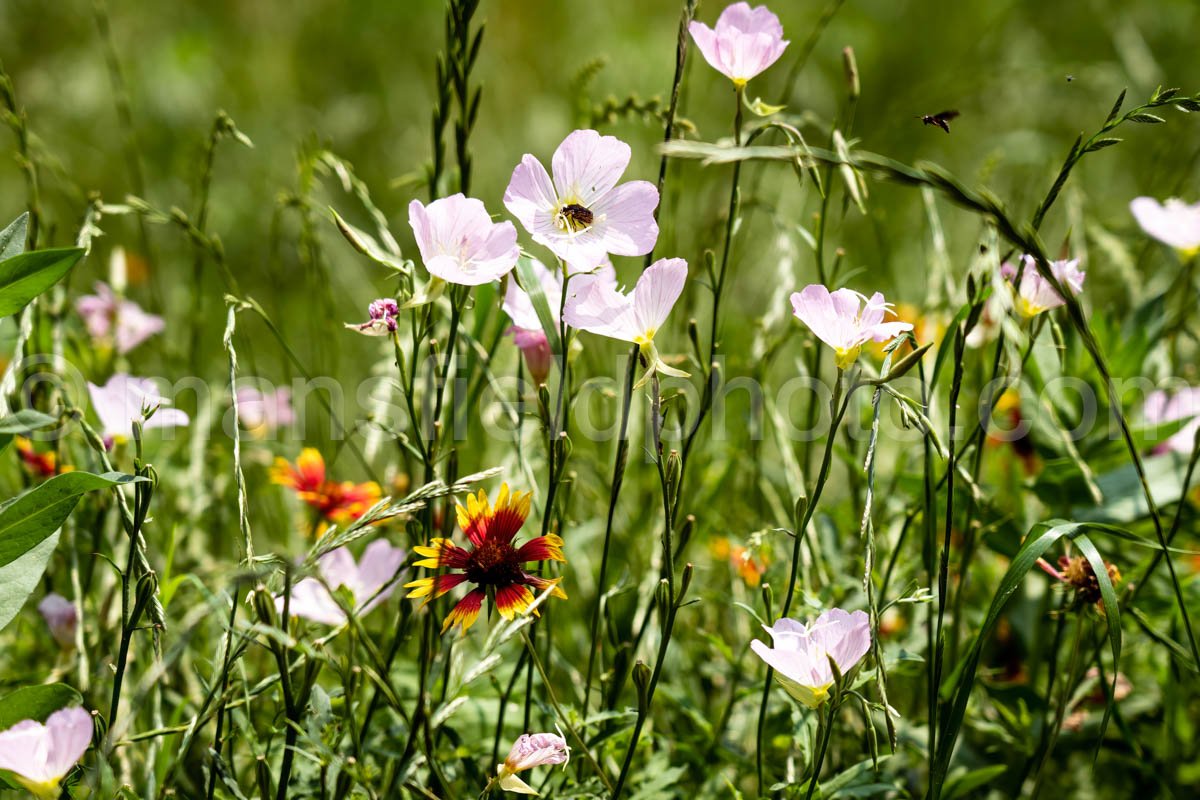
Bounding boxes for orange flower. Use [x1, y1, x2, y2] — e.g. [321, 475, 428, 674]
[405, 484, 566, 635]
[710, 537, 768, 586]
[271, 448, 381, 527]
[15, 437, 70, 478]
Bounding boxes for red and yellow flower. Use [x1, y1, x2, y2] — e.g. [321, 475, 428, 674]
[270, 448, 381, 528]
[405, 484, 567, 634]
[15, 437, 70, 478]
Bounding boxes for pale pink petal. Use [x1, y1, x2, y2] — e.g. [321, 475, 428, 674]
[807, 608, 871, 674]
[688, 21, 725, 76]
[354, 540, 407, 614]
[503, 154, 559, 233]
[551, 130, 631, 207]
[632, 258, 688, 335]
[790, 285, 848, 351]
[717, 2, 784, 38]
[318, 547, 358, 590]
[114, 299, 164, 353]
[1130, 196, 1200, 252]
[0, 720, 49, 781]
[506, 732, 570, 771]
[279, 578, 344, 625]
[590, 181, 660, 259]
[562, 278, 637, 341]
[504, 258, 563, 330]
[42, 707, 92, 780]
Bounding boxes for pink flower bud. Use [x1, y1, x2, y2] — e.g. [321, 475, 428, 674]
[38, 594, 77, 649]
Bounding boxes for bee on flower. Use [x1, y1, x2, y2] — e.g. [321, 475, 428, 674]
[404, 484, 566, 634]
[270, 448, 381, 531]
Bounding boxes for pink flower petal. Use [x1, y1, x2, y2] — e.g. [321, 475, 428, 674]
[551, 130, 631, 207]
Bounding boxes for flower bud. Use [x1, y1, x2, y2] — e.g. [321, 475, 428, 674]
[632, 660, 652, 713]
[842, 46, 860, 101]
[38, 593, 78, 649]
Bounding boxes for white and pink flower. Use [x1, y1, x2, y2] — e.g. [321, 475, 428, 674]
[38, 594, 78, 649]
[0, 706, 92, 799]
[234, 385, 295, 434]
[503, 130, 659, 269]
[408, 193, 520, 285]
[75, 281, 164, 354]
[689, 3, 789, 87]
[1002, 255, 1086, 318]
[1130, 197, 1200, 256]
[277, 540, 406, 626]
[86, 374, 189, 443]
[789, 285, 913, 369]
[751, 609, 871, 709]
[494, 731, 570, 795]
[563, 257, 689, 383]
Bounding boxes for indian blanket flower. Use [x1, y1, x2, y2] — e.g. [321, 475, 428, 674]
[16, 437, 67, 478]
[276, 540, 406, 625]
[86, 374, 189, 444]
[75, 281, 164, 354]
[347, 298, 400, 336]
[404, 484, 566, 635]
[235, 385, 295, 435]
[503, 129, 659, 269]
[408, 193, 520, 285]
[38, 593, 78, 649]
[1130, 196, 1200, 257]
[1001, 255, 1086, 318]
[789, 285, 913, 369]
[562, 257, 689, 383]
[270, 447, 382, 528]
[1143, 387, 1200, 454]
[492, 731, 570, 795]
[751, 608, 871, 708]
[502, 257, 616, 384]
[0, 706, 93, 799]
[688, 2, 789, 87]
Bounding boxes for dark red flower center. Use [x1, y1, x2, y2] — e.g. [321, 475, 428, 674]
[465, 538, 526, 588]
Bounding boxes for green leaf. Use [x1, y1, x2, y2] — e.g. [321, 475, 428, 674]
[1072, 534, 1121, 751]
[0, 471, 144, 632]
[330, 209, 410, 274]
[0, 684, 83, 730]
[1127, 113, 1166, 124]
[0, 408, 58, 454]
[1085, 137, 1122, 153]
[0, 471, 144, 565]
[0, 213, 29, 261]
[0, 532, 60, 635]
[0, 247, 85, 318]
[942, 764, 1008, 800]
[514, 255, 562, 356]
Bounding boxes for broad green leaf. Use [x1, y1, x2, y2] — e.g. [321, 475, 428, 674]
[0, 213, 29, 261]
[942, 764, 1008, 800]
[0, 533, 60, 634]
[0, 247, 85, 317]
[0, 408, 59, 454]
[0, 683, 83, 731]
[0, 471, 145, 570]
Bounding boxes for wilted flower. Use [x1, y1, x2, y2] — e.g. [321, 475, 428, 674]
[276, 540, 406, 625]
[347, 298, 400, 336]
[271, 448, 381, 529]
[563, 257, 689, 383]
[504, 129, 659, 269]
[1142, 387, 1200, 455]
[86, 374, 189, 444]
[503, 257, 616, 384]
[751, 609, 871, 708]
[688, 2, 789, 87]
[16, 437, 67, 478]
[1002, 255, 1085, 318]
[1037, 554, 1121, 611]
[408, 193, 520, 285]
[235, 385, 294, 435]
[493, 731, 570, 795]
[405, 484, 566, 635]
[1130, 196, 1200, 257]
[75, 281, 164, 354]
[789, 285, 913, 369]
[38, 593, 78, 648]
[0, 706, 92, 799]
